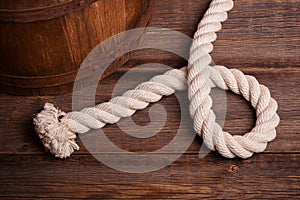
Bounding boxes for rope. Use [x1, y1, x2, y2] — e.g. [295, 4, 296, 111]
[33, 0, 280, 159]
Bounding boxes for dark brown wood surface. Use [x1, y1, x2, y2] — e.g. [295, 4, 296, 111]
[0, 0, 299, 199]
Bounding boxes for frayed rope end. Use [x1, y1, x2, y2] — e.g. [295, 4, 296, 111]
[33, 103, 79, 159]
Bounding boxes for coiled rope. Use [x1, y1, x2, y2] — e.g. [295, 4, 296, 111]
[34, 0, 280, 159]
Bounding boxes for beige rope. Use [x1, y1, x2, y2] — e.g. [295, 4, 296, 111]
[33, 0, 280, 159]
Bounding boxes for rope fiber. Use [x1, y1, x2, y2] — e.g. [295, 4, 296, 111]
[34, 0, 280, 159]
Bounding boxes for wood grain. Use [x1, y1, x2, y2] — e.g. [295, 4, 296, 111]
[0, 0, 299, 199]
[132, 0, 300, 69]
[0, 0, 154, 95]
[0, 154, 299, 199]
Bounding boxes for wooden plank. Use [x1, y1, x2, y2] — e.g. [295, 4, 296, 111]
[132, 0, 300, 68]
[0, 67, 299, 155]
[0, 154, 299, 199]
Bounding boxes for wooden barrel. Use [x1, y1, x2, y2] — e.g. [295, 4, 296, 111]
[0, 0, 155, 95]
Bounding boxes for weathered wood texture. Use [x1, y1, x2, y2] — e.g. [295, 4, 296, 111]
[132, 0, 300, 69]
[0, 154, 299, 199]
[0, 0, 299, 199]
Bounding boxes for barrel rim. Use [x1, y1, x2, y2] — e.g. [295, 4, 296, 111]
[0, 0, 98, 22]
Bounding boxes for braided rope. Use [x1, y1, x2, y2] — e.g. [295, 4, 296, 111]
[33, 0, 280, 159]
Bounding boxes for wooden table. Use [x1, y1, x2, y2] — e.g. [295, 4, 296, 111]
[0, 0, 299, 199]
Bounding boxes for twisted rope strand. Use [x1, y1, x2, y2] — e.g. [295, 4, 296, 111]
[33, 0, 280, 159]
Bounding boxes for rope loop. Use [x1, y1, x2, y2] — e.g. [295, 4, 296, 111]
[33, 0, 280, 159]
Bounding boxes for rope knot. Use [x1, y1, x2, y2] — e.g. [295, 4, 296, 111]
[33, 103, 79, 158]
